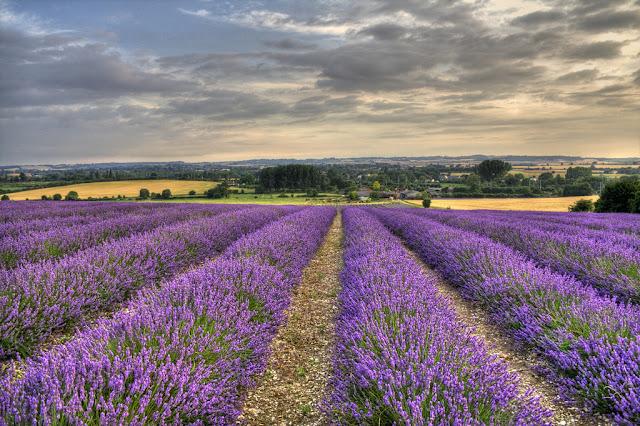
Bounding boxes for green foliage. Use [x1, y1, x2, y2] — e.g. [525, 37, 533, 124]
[188, 190, 196, 195]
[306, 187, 319, 197]
[475, 160, 512, 183]
[568, 199, 595, 212]
[372, 180, 381, 190]
[41, 195, 49, 200]
[206, 181, 230, 199]
[369, 191, 380, 200]
[466, 173, 481, 193]
[422, 197, 431, 208]
[139, 188, 150, 199]
[161, 189, 171, 199]
[563, 182, 593, 197]
[65, 191, 79, 201]
[52, 193, 62, 201]
[565, 166, 592, 180]
[0, 194, 9, 201]
[595, 179, 640, 213]
[348, 190, 359, 201]
[259, 165, 325, 193]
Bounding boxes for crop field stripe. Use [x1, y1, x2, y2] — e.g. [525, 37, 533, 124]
[327, 207, 551, 424]
[0, 204, 250, 269]
[400, 208, 640, 304]
[0, 205, 297, 360]
[370, 207, 640, 424]
[0, 206, 336, 424]
[0, 203, 179, 239]
[240, 210, 343, 424]
[0, 200, 166, 223]
[471, 209, 640, 236]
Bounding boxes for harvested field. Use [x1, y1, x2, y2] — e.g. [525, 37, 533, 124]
[407, 195, 600, 211]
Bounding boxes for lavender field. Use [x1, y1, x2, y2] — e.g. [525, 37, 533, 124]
[0, 201, 638, 425]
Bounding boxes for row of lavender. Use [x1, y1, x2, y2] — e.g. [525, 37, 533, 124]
[327, 208, 550, 424]
[0, 205, 302, 359]
[370, 207, 640, 424]
[0, 207, 335, 424]
[401, 208, 640, 303]
[0, 201, 172, 224]
[0, 204, 246, 269]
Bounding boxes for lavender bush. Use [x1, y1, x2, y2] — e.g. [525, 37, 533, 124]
[0, 206, 299, 359]
[0, 206, 336, 425]
[0, 204, 247, 268]
[370, 207, 640, 424]
[327, 208, 551, 425]
[402, 208, 640, 303]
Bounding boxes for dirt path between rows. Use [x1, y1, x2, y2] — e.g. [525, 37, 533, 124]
[404, 248, 611, 426]
[238, 212, 343, 426]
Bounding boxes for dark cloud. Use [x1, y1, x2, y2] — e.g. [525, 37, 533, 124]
[165, 90, 286, 120]
[555, 69, 599, 83]
[577, 10, 640, 32]
[261, 38, 317, 50]
[357, 23, 408, 40]
[564, 41, 625, 60]
[511, 10, 566, 27]
[0, 30, 195, 108]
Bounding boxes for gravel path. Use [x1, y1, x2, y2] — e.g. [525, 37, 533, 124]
[239, 212, 343, 425]
[404, 248, 612, 426]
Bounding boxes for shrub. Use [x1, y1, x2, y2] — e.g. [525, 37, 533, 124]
[422, 197, 431, 208]
[65, 191, 79, 201]
[568, 199, 595, 212]
[161, 189, 171, 199]
[1, 195, 9, 201]
[139, 188, 150, 199]
[52, 194, 62, 201]
[188, 190, 196, 196]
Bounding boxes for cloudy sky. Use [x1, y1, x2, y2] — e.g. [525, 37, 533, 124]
[1, 0, 639, 165]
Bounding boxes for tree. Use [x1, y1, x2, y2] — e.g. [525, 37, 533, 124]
[466, 173, 481, 193]
[139, 188, 150, 199]
[206, 182, 229, 199]
[594, 179, 640, 213]
[306, 187, 319, 197]
[53, 193, 62, 201]
[189, 190, 196, 196]
[565, 167, 592, 180]
[563, 182, 593, 197]
[568, 199, 595, 212]
[348, 190, 359, 201]
[369, 191, 380, 201]
[476, 160, 512, 184]
[1, 195, 9, 201]
[65, 191, 79, 201]
[161, 189, 171, 199]
[41, 195, 49, 200]
[422, 194, 431, 208]
[372, 181, 381, 190]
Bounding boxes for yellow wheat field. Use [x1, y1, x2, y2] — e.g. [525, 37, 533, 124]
[407, 195, 600, 211]
[7, 180, 220, 200]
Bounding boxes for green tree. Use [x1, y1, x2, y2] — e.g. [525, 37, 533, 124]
[306, 187, 319, 197]
[139, 188, 150, 199]
[41, 195, 49, 200]
[466, 173, 481, 193]
[568, 199, 595, 212]
[65, 191, 79, 201]
[372, 181, 381, 190]
[563, 182, 593, 197]
[348, 191, 359, 201]
[1, 195, 9, 201]
[369, 191, 380, 200]
[594, 179, 640, 213]
[565, 167, 592, 180]
[476, 160, 512, 184]
[189, 190, 196, 196]
[422, 194, 431, 208]
[52, 193, 62, 201]
[161, 189, 171, 199]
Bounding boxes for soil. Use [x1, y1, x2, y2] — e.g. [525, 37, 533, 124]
[238, 212, 343, 426]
